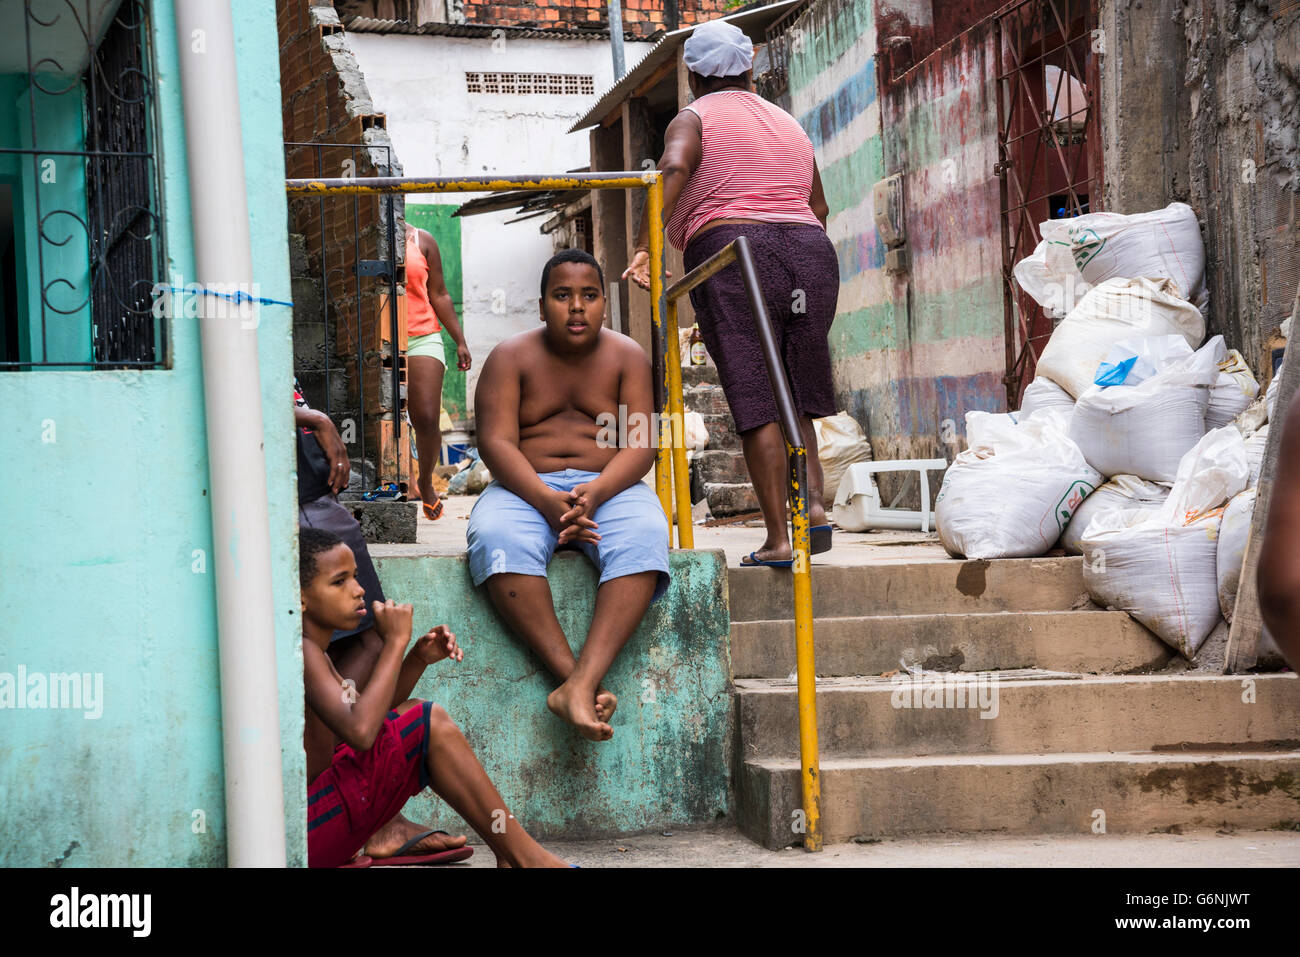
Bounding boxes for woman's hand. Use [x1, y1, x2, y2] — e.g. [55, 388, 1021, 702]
[622, 250, 652, 290]
[313, 412, 351, 494]
[456, 342, 472, 372]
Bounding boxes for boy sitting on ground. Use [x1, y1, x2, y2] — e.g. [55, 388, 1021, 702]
[468, 249, 668, 742]
[300, 526, 569, 868]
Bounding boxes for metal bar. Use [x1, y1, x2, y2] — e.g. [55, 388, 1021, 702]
[664, 298, 694, 549]
[731, 235, 821, 851]
[664, 241, 738, 301]
[286, 172, 658, 195]
[646, 175, 673, 536]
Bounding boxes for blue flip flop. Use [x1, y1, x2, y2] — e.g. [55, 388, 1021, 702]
[740, 551, 793, 568]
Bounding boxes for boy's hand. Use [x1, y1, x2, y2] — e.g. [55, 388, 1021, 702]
[412, 625, 463, 665]
[540, 486, 578, 533]
[558, 484, 604, 546]
[372, 600, 414, 646]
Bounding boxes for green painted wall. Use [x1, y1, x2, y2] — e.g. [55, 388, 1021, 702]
[0, 0, 305, 866]
[372, 550, 732, 839]
[405, 203, 466, 423]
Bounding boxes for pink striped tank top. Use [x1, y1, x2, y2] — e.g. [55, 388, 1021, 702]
[665, 89, 823, 251]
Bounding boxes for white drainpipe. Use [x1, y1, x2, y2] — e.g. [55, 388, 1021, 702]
[174, 0, 287, 867]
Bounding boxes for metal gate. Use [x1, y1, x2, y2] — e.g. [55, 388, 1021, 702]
[994, 0, 1102, 405]
[284, 140, 408, 493]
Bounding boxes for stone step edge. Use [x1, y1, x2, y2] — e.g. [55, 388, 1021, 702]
[730, 609, 1136, 629]
[746, 747, 1300, 772]
[733, 672, 1299, 695]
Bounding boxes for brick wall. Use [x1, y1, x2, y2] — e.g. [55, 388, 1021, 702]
[459, 0, 736, 38]
[278, 0, 413, 487]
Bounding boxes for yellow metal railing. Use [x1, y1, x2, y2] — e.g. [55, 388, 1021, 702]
[285, 173, 821, 850]
[664, 236, 822, 851]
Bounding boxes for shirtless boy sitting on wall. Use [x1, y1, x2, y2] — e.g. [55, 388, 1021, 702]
[468, 248, 669, 742]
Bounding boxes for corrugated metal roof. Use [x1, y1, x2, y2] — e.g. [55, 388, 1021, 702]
[566, 0, 802, 133]
[342, 16, 643, 41]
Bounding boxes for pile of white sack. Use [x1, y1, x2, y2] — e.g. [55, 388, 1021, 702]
[937, 203, 1278, 659]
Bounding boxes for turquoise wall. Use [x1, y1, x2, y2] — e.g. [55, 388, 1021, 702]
[372, 550, 732, 839]
[0, 0, 304, 866]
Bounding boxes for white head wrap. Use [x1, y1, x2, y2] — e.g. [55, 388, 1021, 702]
[682, 20, 754, 78]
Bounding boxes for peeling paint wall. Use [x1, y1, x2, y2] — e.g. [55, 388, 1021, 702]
[786, 0, 1005, 500]
[0, 0, 304, 867]
[372, 550, 732, 838]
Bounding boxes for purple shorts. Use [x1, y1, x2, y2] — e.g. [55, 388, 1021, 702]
[684, 222, 839, 434]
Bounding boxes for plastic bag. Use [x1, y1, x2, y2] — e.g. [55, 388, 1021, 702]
[683, 411, 709, 455]
[813, 412, 873, 507]
[936, 408, 1101, 559]
[1069, 336, 1220, 482]
[1206, 350, 1260, 430]
[1035, 277, 1206, 398]
[1018, 377, 1076, 419]
[1217, 488, 1257, 622]
[1059, 474, 1170, 555]
[1039, 202, 1208, 310]
[1080, 429, 1247, 657]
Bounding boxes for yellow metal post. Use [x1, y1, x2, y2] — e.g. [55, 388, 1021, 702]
[646, 176, 673, 541]
[788, 443, 821, 850]
[664, 299, 694, 549]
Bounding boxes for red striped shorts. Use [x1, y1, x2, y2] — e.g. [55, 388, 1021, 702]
[306, 701, 432, 868]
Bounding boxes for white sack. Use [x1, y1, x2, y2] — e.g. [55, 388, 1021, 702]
[1040, 202, 1208, 309]
[1059, 475, 1170, 555]
[1080, 428, 1248, 657]
[813, 412, 873, 507]
[1217, 488, 1257, 621]
[1035, 277, 1206, 398]
[936, 408, 1101, 559]
[1245, 426, 1269, 488]
[1018, 377, 1076, 420]
[1012, 240, 1089, 320]
[1266, 376, 1279, 421]
[1206, 349, 1260, 430]
[1068, 336, 1220, 482]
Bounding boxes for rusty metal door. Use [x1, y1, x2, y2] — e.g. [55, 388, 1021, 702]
[994, 0, 1102, 406]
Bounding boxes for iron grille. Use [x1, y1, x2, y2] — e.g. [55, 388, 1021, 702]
[1, 0, 165, 369]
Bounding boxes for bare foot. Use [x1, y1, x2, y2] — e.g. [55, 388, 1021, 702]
[363, 813, 467, 858]
[595, 687, 618, 722]
[511, 847, 575, 868]
[547, 681, 613, 741]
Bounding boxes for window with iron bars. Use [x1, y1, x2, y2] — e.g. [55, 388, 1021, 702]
[1, 0, 165, 369]
[465, 72, 595, 96]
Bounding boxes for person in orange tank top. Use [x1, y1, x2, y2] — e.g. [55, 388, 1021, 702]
[405, 223, 471, 520]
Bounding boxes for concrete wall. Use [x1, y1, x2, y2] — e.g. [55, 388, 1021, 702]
[373, 550, 732, 838]
[0, 0, 304, 867]
[786, 0, 1004, 497]
[1183, 0, 1299, 375]
[346, 30, 653, 428]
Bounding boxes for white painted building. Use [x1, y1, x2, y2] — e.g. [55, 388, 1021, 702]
[346, 21, 653, 425]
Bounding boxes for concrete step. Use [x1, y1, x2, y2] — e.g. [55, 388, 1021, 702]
[683, 382, 731, 417]
[728, 557, 1091, 621]
[738, 749, 1300, 848]
[734, 672, 1300, 760]
[706, 482, 760, 517]
[701, 412, 741, 452]
[693, 449, 750, 485]
[730, 610, 1172, 678]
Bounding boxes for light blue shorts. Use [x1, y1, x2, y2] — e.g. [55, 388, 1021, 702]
[467, 469, 670, 603]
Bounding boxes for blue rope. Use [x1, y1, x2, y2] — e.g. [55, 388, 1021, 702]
[162, 285, 293, 308]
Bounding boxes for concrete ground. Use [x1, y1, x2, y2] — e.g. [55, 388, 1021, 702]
[435, 824, 1300, 868]
[373, 491, 951, 566]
